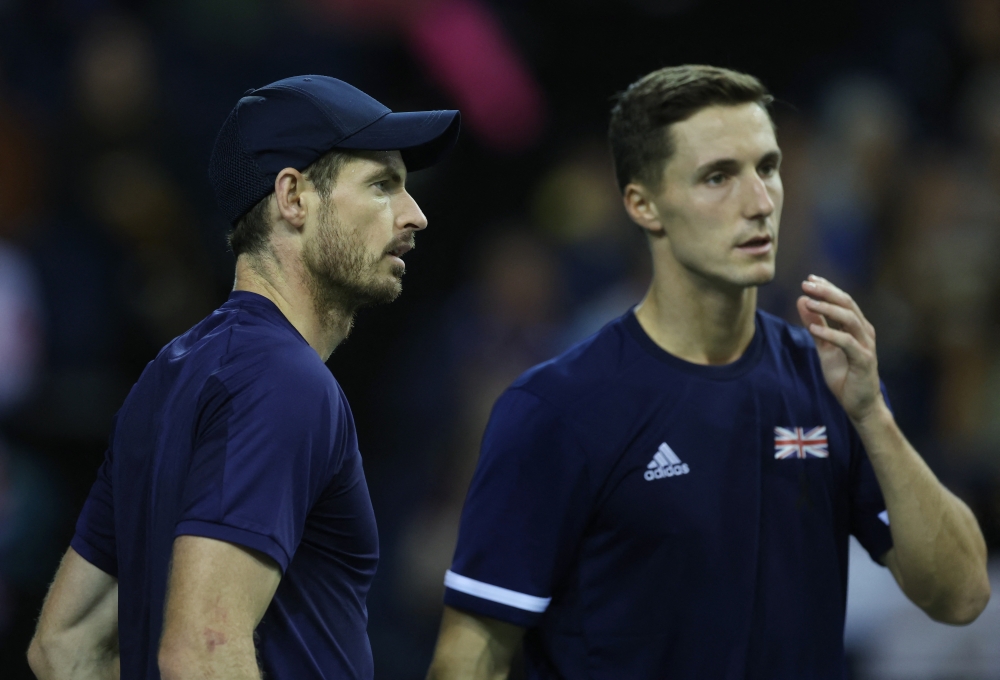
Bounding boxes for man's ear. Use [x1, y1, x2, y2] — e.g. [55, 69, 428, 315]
[622, 182, 665, 236]
[274, 168, 309, 228]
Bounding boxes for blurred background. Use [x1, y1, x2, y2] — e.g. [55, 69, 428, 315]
[0, 0, 999, 677]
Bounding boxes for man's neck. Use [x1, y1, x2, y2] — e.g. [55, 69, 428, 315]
[233, 256, 353, 362]
[634, 259, 757, 366]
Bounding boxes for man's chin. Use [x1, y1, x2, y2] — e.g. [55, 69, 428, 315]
[711, 264, 775, 289]
[746, 270, 776, 287]
[735, 260, 776, 286]
[362, 277, 403, 307]
[350, 265, 404, 307]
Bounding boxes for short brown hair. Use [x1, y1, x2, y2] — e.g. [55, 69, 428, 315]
[228, 149, 353, 258]
[608, 65, 773, 192]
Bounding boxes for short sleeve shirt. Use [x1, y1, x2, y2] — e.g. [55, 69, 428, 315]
[71, 291, 378, 680]
[445, 310, 892, 679]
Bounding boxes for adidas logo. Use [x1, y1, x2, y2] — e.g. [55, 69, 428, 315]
[644, 442, 690, 481]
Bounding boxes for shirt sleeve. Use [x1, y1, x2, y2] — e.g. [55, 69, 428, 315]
[71, 416, 119, 577]
[444, 387, 591, 627]
[849, 383, 894, 564]
[175, 368, 342, 573]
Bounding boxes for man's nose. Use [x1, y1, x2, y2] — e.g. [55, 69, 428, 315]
[744, 174, 775, 221]
[398, 190, 428, 231]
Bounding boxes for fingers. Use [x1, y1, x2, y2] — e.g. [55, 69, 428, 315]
[803, 298, 872, 348]
[801, 275, 876, 339]
[796, 295, 825, 330]
[801, 274, 856, 311]
[807, 322, 874, 366]
[802, 275, 857, 314]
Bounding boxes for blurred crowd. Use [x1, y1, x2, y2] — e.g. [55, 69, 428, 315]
[1, 0, 999, 678]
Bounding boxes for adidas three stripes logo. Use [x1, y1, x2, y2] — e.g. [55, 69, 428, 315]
[644, 442, 690, 481]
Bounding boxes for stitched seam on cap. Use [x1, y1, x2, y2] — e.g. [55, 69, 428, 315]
[335, 110, 395, 143]
[234, 101, 270, 181]
[267, 83, 388, 143]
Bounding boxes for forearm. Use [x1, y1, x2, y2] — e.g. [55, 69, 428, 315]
[854, 400, 990, 622]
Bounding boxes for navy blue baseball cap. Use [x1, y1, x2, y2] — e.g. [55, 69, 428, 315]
[209, 75, 461, 224]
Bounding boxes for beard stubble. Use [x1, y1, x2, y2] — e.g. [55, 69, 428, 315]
[303, 201, 406, 330]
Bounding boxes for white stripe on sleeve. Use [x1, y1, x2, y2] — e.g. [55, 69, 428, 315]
[444, 570, 552, 613]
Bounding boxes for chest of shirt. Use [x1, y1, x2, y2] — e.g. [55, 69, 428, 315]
[582, 365, 854, 546]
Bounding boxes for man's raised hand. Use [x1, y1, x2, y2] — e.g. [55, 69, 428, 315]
[796, 274, 884, 423]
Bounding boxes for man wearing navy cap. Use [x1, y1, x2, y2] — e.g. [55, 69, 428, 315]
[428, 65, 989, 679]
[28, 76, 459, 680]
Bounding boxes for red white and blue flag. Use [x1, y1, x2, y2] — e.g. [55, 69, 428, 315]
[774, 426, 829, 459]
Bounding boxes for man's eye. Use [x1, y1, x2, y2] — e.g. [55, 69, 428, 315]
[374, 180, 389, 191]
[759, 164, 777, 177]
[706, 174, 726, 185]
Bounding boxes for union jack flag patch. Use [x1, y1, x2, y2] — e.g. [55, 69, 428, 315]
[774, 426, 829, 459]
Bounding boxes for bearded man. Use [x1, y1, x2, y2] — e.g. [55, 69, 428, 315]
[28, 76, 460, 680]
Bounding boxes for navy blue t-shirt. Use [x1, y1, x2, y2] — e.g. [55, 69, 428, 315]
[444, 309, 893, 679]
[71, 291, 378, 680]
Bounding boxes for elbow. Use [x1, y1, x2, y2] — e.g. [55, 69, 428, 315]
[928, 576, 992, 626]
[27, 637, 45, 676]
[28, 626, 120, 677]
[27, 632, 58, 679]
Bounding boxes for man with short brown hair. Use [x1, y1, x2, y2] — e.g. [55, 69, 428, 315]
[426, 65, 989, 679]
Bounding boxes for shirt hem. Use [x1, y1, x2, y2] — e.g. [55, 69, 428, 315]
[174, 519, 291, 573]
[70, 534, 118, 577]
[444, 587, 544, 628]
[444, 570, 551, 612]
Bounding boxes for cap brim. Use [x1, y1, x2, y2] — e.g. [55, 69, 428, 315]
[334, 109, 461, 171]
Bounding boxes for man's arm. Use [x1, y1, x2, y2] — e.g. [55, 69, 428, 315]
[860, 407, 989, 623]
[798, 275, 991, 624]
[427, 606, 525, 680]
[157, 535, 281, 680]
[28, 548, 119, 680]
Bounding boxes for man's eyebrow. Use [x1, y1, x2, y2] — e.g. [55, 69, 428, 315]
[759, 150, 782, 166]
[361, 164, 405, 185]
[694, 150, 782, 178]
[695, 158, 742, 178]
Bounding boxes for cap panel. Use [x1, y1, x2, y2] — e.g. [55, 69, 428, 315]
[236, 90, 345, 177]
[208, 103, 275, 225]
[262, 77, 390, 135]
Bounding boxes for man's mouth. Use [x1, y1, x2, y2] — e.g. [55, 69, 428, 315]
[735, 234, 773, 255]
[385, 240, 414, 259]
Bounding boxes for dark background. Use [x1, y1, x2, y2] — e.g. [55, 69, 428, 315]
[1, 0, 999, 677]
